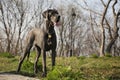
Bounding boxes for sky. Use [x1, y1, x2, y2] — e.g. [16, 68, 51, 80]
[52, 0, 120, 11]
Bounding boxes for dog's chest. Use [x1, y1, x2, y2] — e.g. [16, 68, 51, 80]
[45, 33, 55, 51]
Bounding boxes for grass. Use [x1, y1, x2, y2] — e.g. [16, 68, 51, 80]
[0, 52, 120, 80]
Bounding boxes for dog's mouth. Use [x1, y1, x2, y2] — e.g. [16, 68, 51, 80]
[54, 16, 61, 26]
[54, 22, 61, 26]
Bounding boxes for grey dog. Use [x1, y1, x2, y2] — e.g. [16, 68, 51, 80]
[17, 9, 60, 77]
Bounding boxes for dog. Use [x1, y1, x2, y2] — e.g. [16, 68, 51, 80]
[17, 9, 60, 77]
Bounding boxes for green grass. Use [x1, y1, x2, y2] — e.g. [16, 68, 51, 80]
[0, 52, 120, 80]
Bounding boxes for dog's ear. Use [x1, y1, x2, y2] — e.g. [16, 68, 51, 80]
[42, 10, 51, 20]
[42, 10, 47, 18]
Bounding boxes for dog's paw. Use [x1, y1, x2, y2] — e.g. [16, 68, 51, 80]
[41, 72, 47, 77]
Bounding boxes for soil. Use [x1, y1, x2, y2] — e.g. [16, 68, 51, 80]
[0, 73, 40, 80]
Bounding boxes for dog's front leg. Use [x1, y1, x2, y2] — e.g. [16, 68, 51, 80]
[42, 49, 47, 77]
[51, 50, 56, 67]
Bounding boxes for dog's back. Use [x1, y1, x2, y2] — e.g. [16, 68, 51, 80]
[26, 28, 46, 48]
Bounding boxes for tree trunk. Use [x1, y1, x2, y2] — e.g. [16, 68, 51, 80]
[100, 26, 105, 57]
[59, 17, 64, 57]
[6, 38, 11, 52]
[100, 0, 111, 57]
[106, 0, 119, 54]
[14, 35, 20, 54]
[14, 12, 23, 54]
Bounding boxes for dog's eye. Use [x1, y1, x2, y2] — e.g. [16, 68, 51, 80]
[52, 12, 58, 16]
[51, 13, 56, 16]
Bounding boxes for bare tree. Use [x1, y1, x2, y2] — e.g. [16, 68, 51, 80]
[0, 0, 44, 54]
[100, 0, 111, 56]
[0, 0, 120, 57]
[0, 0, 12, 53]
[75, 0, 120, 57]
[106, 0, 120, 54]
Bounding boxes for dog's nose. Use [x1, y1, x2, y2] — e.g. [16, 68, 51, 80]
[58, 15, 60, 19]
[57, 15, 60, 22]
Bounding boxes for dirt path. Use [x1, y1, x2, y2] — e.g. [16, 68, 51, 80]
[0, 73, 40, 80]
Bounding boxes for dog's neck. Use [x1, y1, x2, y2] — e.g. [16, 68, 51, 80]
[46, 20, 54, 27]
[45, 20, 55, 34]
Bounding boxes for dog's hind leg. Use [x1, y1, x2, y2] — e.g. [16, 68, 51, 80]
[17, 44, 33, 72]
[34, 45, 41, 74]
[17, 35, 35, 72]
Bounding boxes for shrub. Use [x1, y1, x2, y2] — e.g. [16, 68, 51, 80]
[47, 66, 85, 80]
[90, 54, 99, 58]
[20, 60, 42, 77]
[22, 60, 34, 73]
[47, 66, 72, 80]
[0, 52, 14, 58]
[77, 56, 86, 60]
[105, 53, 112, 57]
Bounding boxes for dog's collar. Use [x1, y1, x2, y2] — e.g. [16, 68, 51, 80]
[48, 34, 52, 38]
[49, 30, 55, 34]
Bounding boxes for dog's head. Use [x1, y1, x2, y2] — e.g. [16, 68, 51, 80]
[42, 9, 60, 26]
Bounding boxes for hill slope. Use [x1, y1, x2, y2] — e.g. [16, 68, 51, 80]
[0, 52, 120, 80]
